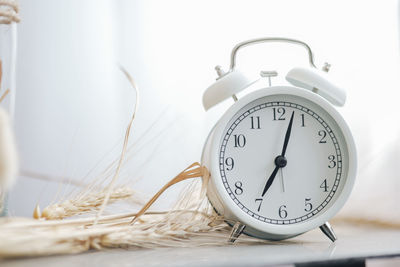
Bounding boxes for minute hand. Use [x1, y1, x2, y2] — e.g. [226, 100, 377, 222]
[281, 111, 295, 157]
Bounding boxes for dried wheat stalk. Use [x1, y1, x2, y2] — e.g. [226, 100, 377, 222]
[94, 66, 139, 224]
[37, 67, 139, 221]
[0, 171, 267, 259]
[40, 186, 140, 220]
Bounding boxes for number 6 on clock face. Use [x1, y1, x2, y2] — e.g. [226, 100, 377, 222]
[202, 86, 357, 240]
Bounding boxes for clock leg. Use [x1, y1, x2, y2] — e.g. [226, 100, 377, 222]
[320, 222, 337, 242]
[228, 222, 246, 243]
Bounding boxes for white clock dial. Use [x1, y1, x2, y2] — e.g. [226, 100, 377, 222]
[219, 93, 349, 225]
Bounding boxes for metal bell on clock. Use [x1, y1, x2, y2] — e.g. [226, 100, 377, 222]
[286, 66, 347, 107]
[202, 67, 258, 111]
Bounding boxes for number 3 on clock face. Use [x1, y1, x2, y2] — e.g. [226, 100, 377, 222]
[203, 86, 357, 240]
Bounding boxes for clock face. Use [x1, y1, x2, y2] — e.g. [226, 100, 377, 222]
[219, 93, 349, 225]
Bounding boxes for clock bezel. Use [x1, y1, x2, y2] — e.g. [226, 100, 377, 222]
[205, 85, 357, 238]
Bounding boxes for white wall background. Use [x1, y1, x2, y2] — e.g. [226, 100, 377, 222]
[8, 0, 400, 217]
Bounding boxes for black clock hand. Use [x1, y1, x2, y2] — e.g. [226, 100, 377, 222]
[261, 111, 295, 197]
[261, 165, 279, 197]
[281, 111, 295, 157]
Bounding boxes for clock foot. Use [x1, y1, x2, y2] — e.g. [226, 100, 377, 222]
[228, 222, 246, 243]
[320, 222, 337, 242]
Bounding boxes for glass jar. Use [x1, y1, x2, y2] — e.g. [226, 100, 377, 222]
[0, 0, 19, 216]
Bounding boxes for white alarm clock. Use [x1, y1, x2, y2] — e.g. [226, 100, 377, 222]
[201, 38, 357, 242]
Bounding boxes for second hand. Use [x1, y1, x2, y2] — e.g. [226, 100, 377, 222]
[280, 168, 285, 193]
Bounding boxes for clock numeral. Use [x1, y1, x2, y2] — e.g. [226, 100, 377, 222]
[233, 134, 246, 148]
[250, 116, 261, 129]
[304, 198, 313, 212]
[234, 181, 243, 195]
[272, 107, 286, 121]
[320, 179, 329, 192]
[318, 130, 327, 143]
[301, 113, 306, 127]
[328, 155, 336, 168]
[278, 205, 288, 219]
[255, 198, 263, 212]
[225, 157, 234, 171]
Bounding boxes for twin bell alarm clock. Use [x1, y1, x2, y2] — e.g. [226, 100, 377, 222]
[201, 38, 357, 242]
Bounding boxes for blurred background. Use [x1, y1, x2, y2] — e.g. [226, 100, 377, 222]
[7, 0, 400, 218]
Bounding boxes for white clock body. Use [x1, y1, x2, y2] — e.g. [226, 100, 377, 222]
[201, 85, 357, 240]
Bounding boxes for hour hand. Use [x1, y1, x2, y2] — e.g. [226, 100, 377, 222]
[261, 165, 280, 197]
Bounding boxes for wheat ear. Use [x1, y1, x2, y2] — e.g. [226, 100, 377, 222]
[40, 186, 139, 220]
